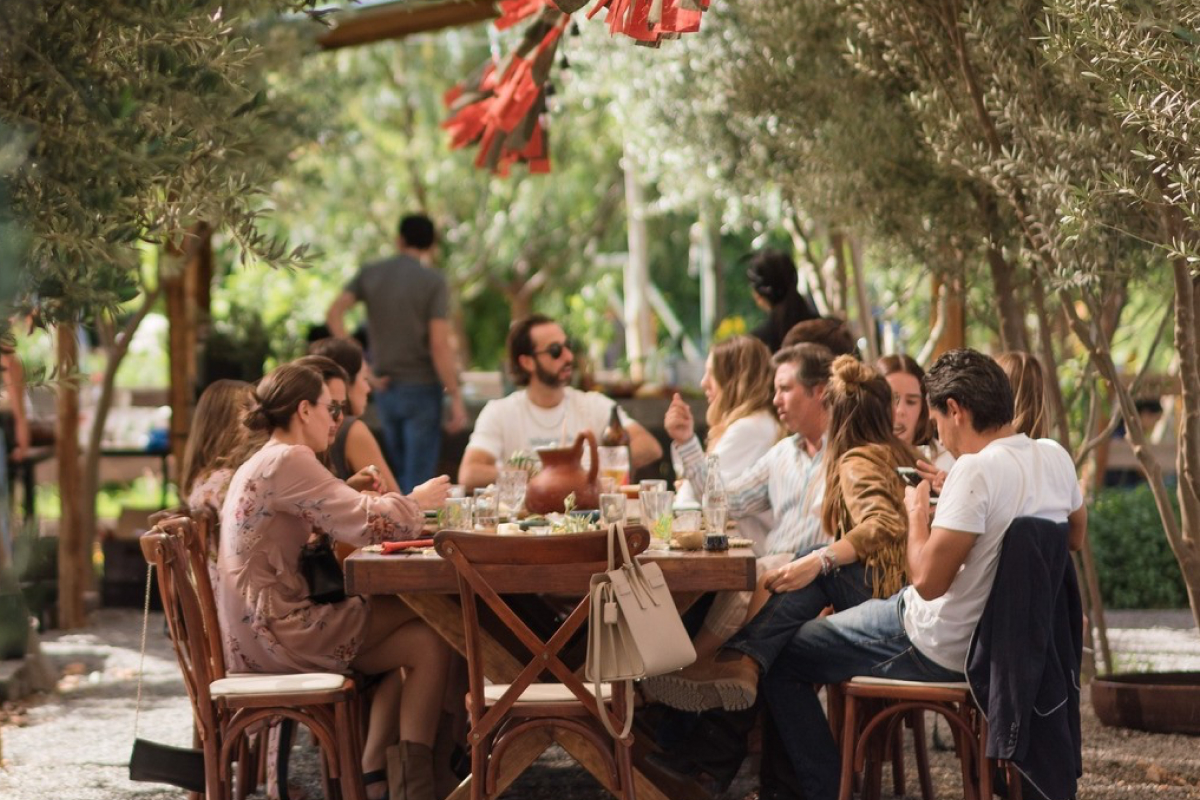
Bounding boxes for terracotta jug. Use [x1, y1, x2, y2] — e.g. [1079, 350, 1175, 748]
[525, 431, 600, 514]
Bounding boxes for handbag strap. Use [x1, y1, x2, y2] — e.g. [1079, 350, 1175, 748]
[589, 580, 635, 741]
[133, 560, 153, 739]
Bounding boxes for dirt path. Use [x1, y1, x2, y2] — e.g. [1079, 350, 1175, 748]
[1, 608, 1197, 799]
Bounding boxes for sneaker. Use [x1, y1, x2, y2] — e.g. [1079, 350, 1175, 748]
[643, 654, 760, 712]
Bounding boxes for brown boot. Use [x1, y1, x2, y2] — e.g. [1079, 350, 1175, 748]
[642, 652, 760, 712]
[387, 741, 437, 800]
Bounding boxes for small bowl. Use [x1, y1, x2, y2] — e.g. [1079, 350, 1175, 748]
[672, 530, 705, 550]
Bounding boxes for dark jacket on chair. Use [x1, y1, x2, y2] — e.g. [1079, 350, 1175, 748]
[966, 516, 1082, 800]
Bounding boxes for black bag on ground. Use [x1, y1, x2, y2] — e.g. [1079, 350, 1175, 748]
[300, 534, 347, 604]
[129, 738, 206, 793]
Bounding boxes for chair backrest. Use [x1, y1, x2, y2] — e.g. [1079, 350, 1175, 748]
[434, 526, 649, 742]
[141, 524, 222, 744]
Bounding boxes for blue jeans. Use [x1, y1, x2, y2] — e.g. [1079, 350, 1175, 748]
[726, 549, 877, 672]
[761, 592, 964, 800]
[373, 382, 443, 493]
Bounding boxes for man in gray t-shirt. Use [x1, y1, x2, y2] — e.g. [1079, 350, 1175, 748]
[327, 214, 466, 491]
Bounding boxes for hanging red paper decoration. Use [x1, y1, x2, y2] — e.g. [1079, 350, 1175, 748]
[443, 0, 710, 174]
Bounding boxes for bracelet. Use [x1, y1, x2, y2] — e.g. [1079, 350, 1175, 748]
[817, 547, 839, 576]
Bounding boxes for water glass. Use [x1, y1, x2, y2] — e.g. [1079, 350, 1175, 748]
[639, 479, 667, 494]
[496, 468, 528, 520]
[599, 492, 626, 526]
[598, 445, 631, 487]
[473, 488, 499, 531]
[640, 490, 675, 550]
[444, 496, 473, 530]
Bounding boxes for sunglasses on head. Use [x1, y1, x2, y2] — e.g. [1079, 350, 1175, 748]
[533, 340, 573, 359]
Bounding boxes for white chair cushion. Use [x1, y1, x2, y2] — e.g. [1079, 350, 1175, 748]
[847, 676, 971, 691]
[483, 682, 613, 704]
[211, 673, 346, 696]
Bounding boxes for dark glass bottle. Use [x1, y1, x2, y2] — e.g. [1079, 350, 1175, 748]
[600, 404, 632, 485]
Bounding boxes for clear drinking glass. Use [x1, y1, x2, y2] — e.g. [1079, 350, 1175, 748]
[598, 445, 631, 487]
[496, 468, 528, 520]
[599, 492, 626, 526]
[444, 496, 473, 530]
[639, 478, 668, 494]
[640, 490, 675, 550]
[473, 488, 499, 531]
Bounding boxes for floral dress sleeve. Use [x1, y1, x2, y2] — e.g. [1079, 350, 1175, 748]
[269, 444, 422, 545]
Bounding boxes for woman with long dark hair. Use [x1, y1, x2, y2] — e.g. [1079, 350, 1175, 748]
[746, 249, 818, 353]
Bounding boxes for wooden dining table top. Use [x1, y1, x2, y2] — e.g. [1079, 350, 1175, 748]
[344, 542, 758, 596]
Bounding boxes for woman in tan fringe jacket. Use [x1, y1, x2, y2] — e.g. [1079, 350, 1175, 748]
[649, 355, 919, 713]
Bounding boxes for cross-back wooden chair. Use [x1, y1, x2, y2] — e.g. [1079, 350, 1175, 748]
[435, 527, 650, 800]
[141, 522, 366, 800]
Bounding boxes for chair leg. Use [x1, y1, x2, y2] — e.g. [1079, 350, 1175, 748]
[471, 735, 487, 800]
[909, 710, 934, 800]
[890, 716, 906, 796]
[838, 694, 858, 800]
[614, 739, 637, 800]
[335, 701, 366, 800]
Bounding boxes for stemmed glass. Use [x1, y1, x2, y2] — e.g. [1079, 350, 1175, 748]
[497, 468, 528, 521]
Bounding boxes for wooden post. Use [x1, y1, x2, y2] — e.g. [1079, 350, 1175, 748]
[55, 323, 86, 629]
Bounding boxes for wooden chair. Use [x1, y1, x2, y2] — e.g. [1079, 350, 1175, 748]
[435, 527, 650, 800]
[826, 682, 934, 800]
[836, 678, 1023, 800]
[141, 522, 367, 800]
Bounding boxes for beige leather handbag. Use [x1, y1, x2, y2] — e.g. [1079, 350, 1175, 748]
[587, 522, 696, 737]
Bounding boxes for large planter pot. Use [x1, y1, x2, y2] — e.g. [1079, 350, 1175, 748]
[1092, 672, 1200, 735]
[0, 593, 30, 659]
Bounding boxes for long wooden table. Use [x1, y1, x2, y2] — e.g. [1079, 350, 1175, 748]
[345, 544, 757, 800]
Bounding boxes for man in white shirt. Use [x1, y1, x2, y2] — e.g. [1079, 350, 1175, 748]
[744, 348, 1086, 800]
[458, 314, 662, 490]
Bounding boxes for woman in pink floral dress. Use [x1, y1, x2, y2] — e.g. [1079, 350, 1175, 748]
[218, 362, 449, 800]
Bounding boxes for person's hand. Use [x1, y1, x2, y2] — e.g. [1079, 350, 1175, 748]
[664, 393, 695, 444]
[444, 395, 468, 434]
[915, 459, 947, 494]
[905, 481, 932, 531]
[410, 475, 452, 510]
[347, 465, 383, 493]
[763, 553, 822, 594]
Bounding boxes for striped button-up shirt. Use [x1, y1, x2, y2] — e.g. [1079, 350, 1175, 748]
[676, 433, 826, 557]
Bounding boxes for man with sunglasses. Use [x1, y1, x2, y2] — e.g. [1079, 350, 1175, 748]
[459, 314, 662, 490]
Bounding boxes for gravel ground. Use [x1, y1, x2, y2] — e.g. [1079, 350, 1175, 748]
[1, 608, 1198, 800]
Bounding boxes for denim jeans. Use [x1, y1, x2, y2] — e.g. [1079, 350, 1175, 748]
[373, 382, 443, 493]
[725, 547, 877, 672]
[761, 592, 964, 800]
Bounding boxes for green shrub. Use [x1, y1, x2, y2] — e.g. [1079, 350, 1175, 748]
[1088, 484, 1187, 609]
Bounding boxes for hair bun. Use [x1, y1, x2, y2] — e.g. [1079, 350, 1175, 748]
[242, 397, 273, 432]
[831, 354, 871, 392]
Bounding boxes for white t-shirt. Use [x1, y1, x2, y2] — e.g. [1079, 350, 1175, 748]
[467, 387, 632, 464]
[675, 411, 780, 554]
[902, 434, 1083, 672]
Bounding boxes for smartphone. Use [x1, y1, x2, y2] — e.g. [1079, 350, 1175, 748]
[897, 467, 923, 487]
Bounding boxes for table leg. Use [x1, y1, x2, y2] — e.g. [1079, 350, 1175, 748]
[554, 726, 672, 800]
[396, 593, 524, 683]
[444, 727, 553, 800]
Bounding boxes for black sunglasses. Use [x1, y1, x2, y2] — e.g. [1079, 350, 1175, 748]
[324, 401, 345, 422]
[533, 340, 574, 359]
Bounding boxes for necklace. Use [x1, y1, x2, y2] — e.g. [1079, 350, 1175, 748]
[524, 391, 570, 431]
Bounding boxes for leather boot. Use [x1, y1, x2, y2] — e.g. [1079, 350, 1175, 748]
[386, 741, 437, 800]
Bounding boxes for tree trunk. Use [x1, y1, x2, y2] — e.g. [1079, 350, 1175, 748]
[622, 140, 653, 383]
[848, 235, 879, 362]
[974, 190, 1028, 352]
[930, 273, 965, 358]
[55, 324, 85, 629]
[79, 285, 162, 582]
[828, 230, 849, 317]
[1030, 273, 1072, 447]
